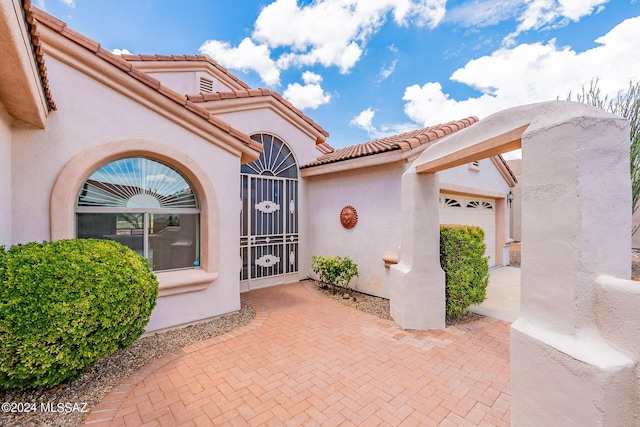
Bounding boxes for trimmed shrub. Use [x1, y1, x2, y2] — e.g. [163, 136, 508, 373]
[312, 256, 359, 294]
[440, 225, 489, 318]
[0, 239, 158, 388]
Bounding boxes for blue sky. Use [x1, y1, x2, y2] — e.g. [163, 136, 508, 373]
[38, 0, 640, 152]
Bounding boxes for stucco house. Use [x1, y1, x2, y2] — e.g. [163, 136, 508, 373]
[1, 1, 514, 333]
[303, 125, 516, 298]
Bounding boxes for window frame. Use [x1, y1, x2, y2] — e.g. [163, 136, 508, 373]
[51, 139, 219, 297]
[75, 157, 201, 272]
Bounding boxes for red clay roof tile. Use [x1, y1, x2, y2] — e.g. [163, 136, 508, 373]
[187, 88, 329, 140]
[301, 117, 479, 168]
[31, 7, 260, 156]
[96, 47, 132, 72]
[157, 85, 187, 106]
[129, 67, 161, 90]
[122, 53, 250, 90]
[24, 3, 56, 110]
[60, 27, 100, 53]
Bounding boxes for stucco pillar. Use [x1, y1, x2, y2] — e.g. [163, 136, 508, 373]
[511, 111, 635, 426]
[390, 167, 445, 330]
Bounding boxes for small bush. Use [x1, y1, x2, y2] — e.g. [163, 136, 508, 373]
[440, 225, 489, 318]
[312, 256, 359, 294]
[0, 239, 158, 388]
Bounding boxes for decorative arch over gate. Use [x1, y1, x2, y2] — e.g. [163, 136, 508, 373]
[240, 133, 299, 286]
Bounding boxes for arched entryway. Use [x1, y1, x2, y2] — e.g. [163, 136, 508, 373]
[240, 133, 299, 291]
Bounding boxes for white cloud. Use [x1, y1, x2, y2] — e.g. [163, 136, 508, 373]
[112, 48, 131, 56]
[201, 1, 446, 86]
[282, 71, 332, 110]
[350, 108, 377, 133]
[402, 15, 640, 126]
[445, 0, 524, 27]
[59, 0, 75, 7]
[199, 38, 281, 86]
[506, 0, 609, 43]
[379, 59, 398, 81]
[351, 107, 418, 139]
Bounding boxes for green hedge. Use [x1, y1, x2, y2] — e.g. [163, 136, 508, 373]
[0, 239, 158, 388]
[440, 225, 489, 318]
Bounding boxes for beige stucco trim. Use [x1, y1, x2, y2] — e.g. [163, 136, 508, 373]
[37, 24, 260, 164]
[198, 96, 327, 145]
[438, 182, 509, 199]
[0, 0, 48, 127]
[490, 156, 517, 187]
[416, 125, 526, 174]
[155, 270, 219, 297]
[50, 138, 220, 297]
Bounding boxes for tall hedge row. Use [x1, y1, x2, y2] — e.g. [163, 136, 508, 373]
[0, 239, 158, 388]
[440, 225, 489, 318]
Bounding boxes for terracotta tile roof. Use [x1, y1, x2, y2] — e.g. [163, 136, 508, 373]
[316, 142, 335, 154]
[494, 152, 518, 184]
[22, 0, 56, 111]
[121, 54, 251, 90]
[30, 7, 262, 156]
[187, 89, 330, 140]
[301, 117, 478, 168]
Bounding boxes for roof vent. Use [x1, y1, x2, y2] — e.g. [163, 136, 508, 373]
[199, 77, 214, 93]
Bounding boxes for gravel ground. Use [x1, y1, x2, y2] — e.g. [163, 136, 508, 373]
[0, 304, 255, 427]
[313, 281, 483, 325]
[509, 242, 521, 267]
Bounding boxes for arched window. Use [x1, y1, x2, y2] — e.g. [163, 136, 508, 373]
[76, 157, 200, 272]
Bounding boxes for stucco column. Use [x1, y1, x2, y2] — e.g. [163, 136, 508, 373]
[511, 111, 635, 426]
[390, 167, 445, 330]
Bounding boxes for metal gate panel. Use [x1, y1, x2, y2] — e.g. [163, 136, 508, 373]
[240, 134, 299, 285]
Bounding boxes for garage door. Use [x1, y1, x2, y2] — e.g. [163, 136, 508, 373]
[439, 193, 496, 266]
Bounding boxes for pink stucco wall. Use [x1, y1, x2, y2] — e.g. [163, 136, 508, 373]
[0, 105, 12, 247]
[10, 53, 246, 332]
[306, 162, 405, 298]
[306, 156, 511, 299]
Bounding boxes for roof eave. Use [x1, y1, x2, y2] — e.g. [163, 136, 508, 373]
[123, 56, 250, 91]
[0, 0, 49, 128]
[491, 155, 518, 186]
[189, 92, 329, 145]
[33, 8, 261, 163]
[300, 149, 403, 177]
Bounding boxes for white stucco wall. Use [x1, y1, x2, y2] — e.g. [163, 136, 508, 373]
[439, 158, 510, 195]
[0, 104, 12, 247]
[11, 54, 245, 332]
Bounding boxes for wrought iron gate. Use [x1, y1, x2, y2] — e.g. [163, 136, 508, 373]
[240, 134, 298, 285]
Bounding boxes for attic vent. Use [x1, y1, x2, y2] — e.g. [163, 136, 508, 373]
[199, 78, 214, 93]
[469, 160, 480, 171]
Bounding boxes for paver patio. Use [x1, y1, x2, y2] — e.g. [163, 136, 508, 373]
[83, 282, 511, 426]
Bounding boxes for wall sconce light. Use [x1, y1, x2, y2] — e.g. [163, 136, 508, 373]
[507, 190, 514, 207]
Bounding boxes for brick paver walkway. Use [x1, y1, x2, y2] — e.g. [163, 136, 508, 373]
[84, 282, 510, 426]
